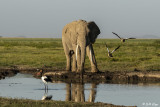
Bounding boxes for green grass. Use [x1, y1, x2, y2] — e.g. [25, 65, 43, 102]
[0, 38, 65, 69]
[94, 39, 160, 72]
[0, 38, 159, 72]
[0, 97, 123, 107]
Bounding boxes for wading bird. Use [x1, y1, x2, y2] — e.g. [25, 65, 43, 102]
[41, 75, 52, 91]
[105, 44, 120, 57]
[37, 69, 52, 92]
[112, 32, 135, 42]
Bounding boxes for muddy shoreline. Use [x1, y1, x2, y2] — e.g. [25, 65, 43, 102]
[0, 68, 18, 79]
[44, 71, 160, 84]
[0, 68, 160, 84]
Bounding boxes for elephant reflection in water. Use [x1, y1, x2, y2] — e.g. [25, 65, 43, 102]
[88, 83, 97, 102]
[65, 83, 97, 102]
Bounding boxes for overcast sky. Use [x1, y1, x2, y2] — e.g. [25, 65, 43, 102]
[0, 0, 160, 38]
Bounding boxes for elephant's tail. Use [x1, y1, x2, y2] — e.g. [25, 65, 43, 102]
[69, 50, 74, 56]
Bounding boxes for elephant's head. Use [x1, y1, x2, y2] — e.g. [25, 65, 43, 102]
[87, 21, 100, 44]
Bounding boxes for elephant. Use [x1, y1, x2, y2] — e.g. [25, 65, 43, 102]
[62, 20, 100, 73]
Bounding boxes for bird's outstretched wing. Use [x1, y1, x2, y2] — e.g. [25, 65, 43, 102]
[105, 44, 110, 53]
[112, 32, 121, 39]
[111, 46, 120, 53]
[127, 37, 136, 39]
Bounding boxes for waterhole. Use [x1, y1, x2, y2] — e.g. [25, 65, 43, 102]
[0, 73, 160, 107]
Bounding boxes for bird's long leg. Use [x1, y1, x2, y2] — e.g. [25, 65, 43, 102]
[47, 84, 48, 93]
[44, 84, 46, 93]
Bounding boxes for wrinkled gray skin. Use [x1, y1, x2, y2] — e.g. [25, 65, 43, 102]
[62, 20, 100, 73]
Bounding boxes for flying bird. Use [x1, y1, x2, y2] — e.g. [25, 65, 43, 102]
[105, 44, 120, 57]
[112, 32, 136, 42]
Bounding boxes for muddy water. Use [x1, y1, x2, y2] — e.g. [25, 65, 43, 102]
[0, 73, 160, 107]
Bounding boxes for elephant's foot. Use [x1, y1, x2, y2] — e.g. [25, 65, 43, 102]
[72, 66, 77, 72]
[72, 70, 76, 72]
[77, 68, 85, 73]
[91, 67, 99, 73]
[66, 67, 71, 72]
[66, 70, 71, 72]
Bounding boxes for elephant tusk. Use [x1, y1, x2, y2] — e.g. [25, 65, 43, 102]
[89, 45, 93, 64]
[76, 45, 79, 61]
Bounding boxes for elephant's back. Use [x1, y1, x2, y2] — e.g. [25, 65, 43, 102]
[62, 20, 88, 36]
[64, 20, 88, 29]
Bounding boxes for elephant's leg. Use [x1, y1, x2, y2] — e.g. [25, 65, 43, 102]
[66, 55, 71, 71]
[62, 42, 71, 71]
[77, 42, 86, 73]
[72, 45, 77, 72]
[86, 44, 99, 72]
[72, 54, 77, 72]
[76, 45, 81, 72]
[79, 40, 87, 73]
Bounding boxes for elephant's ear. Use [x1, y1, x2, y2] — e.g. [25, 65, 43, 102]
[87, 21, 100, 44]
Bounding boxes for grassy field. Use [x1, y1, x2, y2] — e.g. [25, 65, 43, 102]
[0, 97, 125, 107]
[0, 38, 159, 72]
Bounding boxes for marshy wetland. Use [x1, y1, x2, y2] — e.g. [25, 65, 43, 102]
[0, 38, 160, 107]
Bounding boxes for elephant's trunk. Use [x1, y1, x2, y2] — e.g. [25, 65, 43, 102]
[79, 40, 86, 73]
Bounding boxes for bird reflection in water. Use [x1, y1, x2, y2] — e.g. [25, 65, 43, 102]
[41, 93, 52, 100]
[65, 83, 97, 102]
[41, 86, 52, 100]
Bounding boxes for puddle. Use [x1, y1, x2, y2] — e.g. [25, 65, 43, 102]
[0, 73, 160, 106]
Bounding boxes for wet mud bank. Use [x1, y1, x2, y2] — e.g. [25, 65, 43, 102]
[0, 68, 39, 80]
[44, 71, 160, 84]
[0, 68, 18, 79]
[0, 68, 58, 80]
[0, 68, 160, 84]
